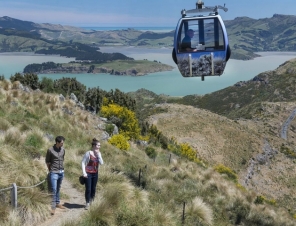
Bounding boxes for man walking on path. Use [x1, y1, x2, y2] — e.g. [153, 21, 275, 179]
[46, 136, 66, 215]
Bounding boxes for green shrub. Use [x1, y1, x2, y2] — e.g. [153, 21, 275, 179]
[254, 195, 265, 204]
[280, 145, 296, 158]
[40, 77, 55, 93]
[25, 133, 44, 150]
[105, 123, 115, 135]
[254, 195, 276, 205]
[145, 146, 157, 159]
[10, 73, 40, 90]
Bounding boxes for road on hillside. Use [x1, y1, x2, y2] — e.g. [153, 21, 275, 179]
[280, 108, 296, 140]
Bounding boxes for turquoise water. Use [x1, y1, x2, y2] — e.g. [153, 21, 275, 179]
[1, 50, 296, 96]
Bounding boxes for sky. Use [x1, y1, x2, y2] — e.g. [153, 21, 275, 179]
[0, 0, 295, 27]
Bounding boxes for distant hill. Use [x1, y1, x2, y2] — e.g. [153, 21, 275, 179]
[224, 14, 296, 59]
[166, 58, 296, 119]
[1, 15, 296, 60]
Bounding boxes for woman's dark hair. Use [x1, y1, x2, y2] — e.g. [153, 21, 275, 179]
[91, 138, 99, 146]
[55, 136, 65, 143]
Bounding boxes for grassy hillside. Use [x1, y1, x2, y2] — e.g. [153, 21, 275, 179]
[169, 58, 296, 118]
[146, 102, 296, 212]
[0, 80, 295, 225]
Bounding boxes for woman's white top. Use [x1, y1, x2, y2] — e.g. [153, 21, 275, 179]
[81, 150, 104, 177]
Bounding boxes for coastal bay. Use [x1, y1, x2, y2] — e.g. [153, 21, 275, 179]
[1, 49, 296, 96]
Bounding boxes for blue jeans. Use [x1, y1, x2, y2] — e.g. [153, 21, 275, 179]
[85, 172, 98, 203]
[50, 171, 64, 209]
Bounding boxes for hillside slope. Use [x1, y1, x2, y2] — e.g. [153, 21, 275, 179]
[171, 58, 296, 118]
[147, 101, 296, 211]
[0, 80, 295, 225]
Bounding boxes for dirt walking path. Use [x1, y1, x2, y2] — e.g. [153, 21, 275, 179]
[40, 178, 85, 226]
[280, 108, 296, 140]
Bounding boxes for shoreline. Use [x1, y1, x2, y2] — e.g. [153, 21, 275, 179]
[2, 50, 296, 59]
[255, 51, 296, 57]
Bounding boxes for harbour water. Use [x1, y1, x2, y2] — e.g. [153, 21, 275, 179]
[1, 49, 296, 96]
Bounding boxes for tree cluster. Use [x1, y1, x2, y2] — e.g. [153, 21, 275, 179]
[23, 62, 60, 73]
[10, 73, 136, 113]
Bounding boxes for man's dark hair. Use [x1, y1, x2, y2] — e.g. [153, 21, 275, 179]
[55, 136, 65, 143]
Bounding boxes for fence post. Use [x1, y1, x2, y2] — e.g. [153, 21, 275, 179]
[138, 168, 142, 187]
[11, 183, 17, 209]
[182, 201, 186, 224]
[169, 154, 172, 164]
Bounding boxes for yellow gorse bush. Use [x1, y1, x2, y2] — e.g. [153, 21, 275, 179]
[214, 164, 238, 182]
[180, 143, 197, 161]
[101, 103, 141, 140]
[108, 134, 130, 150]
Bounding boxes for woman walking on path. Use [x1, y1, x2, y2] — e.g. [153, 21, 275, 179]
[81, 138, 104, 209]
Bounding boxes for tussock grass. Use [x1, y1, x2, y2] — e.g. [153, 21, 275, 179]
[19, 122, 32, 132]
[17, 188, 49, 226]
[83, 196, 115, 226]
[11, 90, 21, 98]
[4, 127, 23, 147]
[99, 164, 129, 185]
[0, 210, 22, 226]
[0, 119, 11, 131]
[185, 197, 213, 226]
[150, 203, 177, 226]
[5, 94, 13, 104]
[101, 181, 135, 208]
[11, 80, 21, 90]
[1, 80, 12, 91]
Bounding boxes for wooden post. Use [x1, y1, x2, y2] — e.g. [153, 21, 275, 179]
[169, 154, 172, 164]
[11, 183, 17, 209]
[138, 168, 142, 186]
[182, 201, 186, 224]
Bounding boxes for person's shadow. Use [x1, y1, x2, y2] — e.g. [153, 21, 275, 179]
[63, 202, 85, 209]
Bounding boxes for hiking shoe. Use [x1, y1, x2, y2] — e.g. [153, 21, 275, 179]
[85, 203, 90, 210]
[51, 209, 55, 215]
[56, 204, 66, 209]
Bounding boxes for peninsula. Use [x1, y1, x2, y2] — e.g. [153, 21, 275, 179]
[23, 60, 174, 76]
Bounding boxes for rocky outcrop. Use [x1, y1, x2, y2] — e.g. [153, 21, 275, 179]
[244, 140, 278, 186]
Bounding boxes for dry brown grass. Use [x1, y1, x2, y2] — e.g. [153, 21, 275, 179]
[147, 103, 296, 212]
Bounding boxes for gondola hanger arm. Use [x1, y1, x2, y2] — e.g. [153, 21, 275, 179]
[181, 1, 228, 17]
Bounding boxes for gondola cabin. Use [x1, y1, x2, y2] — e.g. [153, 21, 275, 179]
[172, 1, 231, 81]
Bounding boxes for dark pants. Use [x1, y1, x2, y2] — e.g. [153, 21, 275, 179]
[85, 172, 98, 203]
